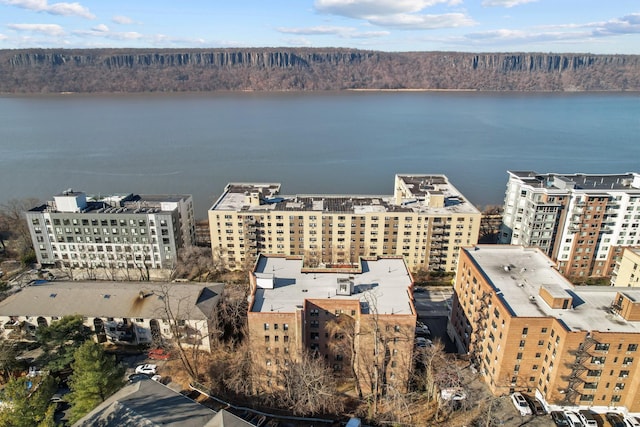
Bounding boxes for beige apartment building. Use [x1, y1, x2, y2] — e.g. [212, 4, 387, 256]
[499, 171, 640, 281]
[208, 174, 481, 272]
[611, 248, 640, 287]
[246, 254, 416, 395]
[450, 245, 640, 413]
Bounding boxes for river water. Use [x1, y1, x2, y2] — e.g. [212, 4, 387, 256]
[1, 91, 638, 219]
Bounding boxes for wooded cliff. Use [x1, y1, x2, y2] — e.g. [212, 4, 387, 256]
[1, 48, 639, 93]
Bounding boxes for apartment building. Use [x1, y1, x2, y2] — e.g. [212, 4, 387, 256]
[208, 174, 481, 272]
[26, 190, 195, 278]
[0, 281, 223, 351]
[611, 248, 640, 287]
[449, 245, 640, 413]
[499, 171, 640, 280]
[247, 254, 416, 394]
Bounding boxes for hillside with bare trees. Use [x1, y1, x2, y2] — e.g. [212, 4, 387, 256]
[1, 48, 640, 93]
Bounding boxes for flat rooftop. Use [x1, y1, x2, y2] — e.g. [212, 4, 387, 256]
[508, 171, 640, 192]
[210, 175, 479, 215]
[0, 281, 224, 320]
[29, 192, 191, 215]
[251, 256, 414, 316]
[464, 245, 640, 333]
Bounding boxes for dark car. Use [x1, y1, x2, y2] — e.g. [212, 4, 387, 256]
[523, 395, 546, 415]
[606, 412, 626, 427]
[551, 411, 569, 426]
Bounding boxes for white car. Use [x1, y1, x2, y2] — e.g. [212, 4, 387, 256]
[135, 364, 157, 375]
[510, 392, 532, 416]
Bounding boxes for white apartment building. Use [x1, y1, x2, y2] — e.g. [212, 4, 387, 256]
[26, 190, 195, 278]
[499, 171, 640, 280]
[208, 174, 481, 272]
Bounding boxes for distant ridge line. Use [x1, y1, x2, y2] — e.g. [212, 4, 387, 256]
[1, 48, 639, 93]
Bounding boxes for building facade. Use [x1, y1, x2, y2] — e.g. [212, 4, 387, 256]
[247, 254, 417, 395]
[0, 281, 222, 351]
[611, 248, 640, 287]
[449, 245, 640, 413]
[499, 171, 640, 280]
[26, 190, 196, 278]
[208, 174, 481, 272]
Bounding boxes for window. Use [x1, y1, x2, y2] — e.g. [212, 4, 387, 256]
[623, 357, 634, 365]
[595, 343, 610, 351]
[264, 323, 269, 330]
[587, 370, 602, 377]
[522, 327, 528, 335]
[628, 344, 638, 352]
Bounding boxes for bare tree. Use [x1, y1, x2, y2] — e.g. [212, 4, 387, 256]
[271, 349, 345, 416]
[0, 198, 40, 259]
[156, 283, 212, 381]
[172, 246, 226, 282]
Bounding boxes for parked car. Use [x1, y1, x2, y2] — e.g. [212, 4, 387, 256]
[415, 322, 431, 336]
[565, 411, 584, 427]
[625, 416, 640, 427]
[551, 411, 569, 426]
[523, 395, 546, 415]
[606, 412, 626, 427]
[148, 348, 171, 360]
[415, 337, 433, 348]
[134, 364, 157, 375]
[577, 410, 598, 427]
[510, 392, 532, 416]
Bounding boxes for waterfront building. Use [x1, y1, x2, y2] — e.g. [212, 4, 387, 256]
[208, 174, 480, 272]
[611, 248, 640, 287]
[499, 171, 640, 280]
[0, 281, 223, 351]
[26, 190, 195, 279]
[247, 254, 416, 394]
[449, 245, 640, 412]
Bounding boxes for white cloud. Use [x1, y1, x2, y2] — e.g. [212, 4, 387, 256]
[277, 25, 389, 38]
[368, 12, 473, 29]
[0, 33, 7, 41]
[1, 0, 94, 19]
[481, 0, 538, 7]
[313, 0, 474, 30]
[72, 27, 142, 40]
[315, 0, 460, 17]
[445, 13, 640, 51]
[7, 22, 64, 36]
[592, 13, 640, 36]
[112, 15, 134, 25]
[91, 23, 109, 32]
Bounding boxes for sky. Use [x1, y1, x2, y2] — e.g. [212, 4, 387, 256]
[0, 0, 639, 53]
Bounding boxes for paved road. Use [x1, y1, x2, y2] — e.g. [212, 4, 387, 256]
[414, 286, 453, 317]
[413, 287, 457, 353]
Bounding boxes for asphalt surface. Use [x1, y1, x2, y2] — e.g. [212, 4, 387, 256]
[413, 286, 458, 353]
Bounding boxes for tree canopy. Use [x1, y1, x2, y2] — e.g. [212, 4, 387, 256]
[67, 341, 125, 424]
[35, 315, 93, 372]
[0, 375, 56, 427]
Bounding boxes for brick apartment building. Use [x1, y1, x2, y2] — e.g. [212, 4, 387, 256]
[246, 254, 417, 395]
[450, 245, 640, 413]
